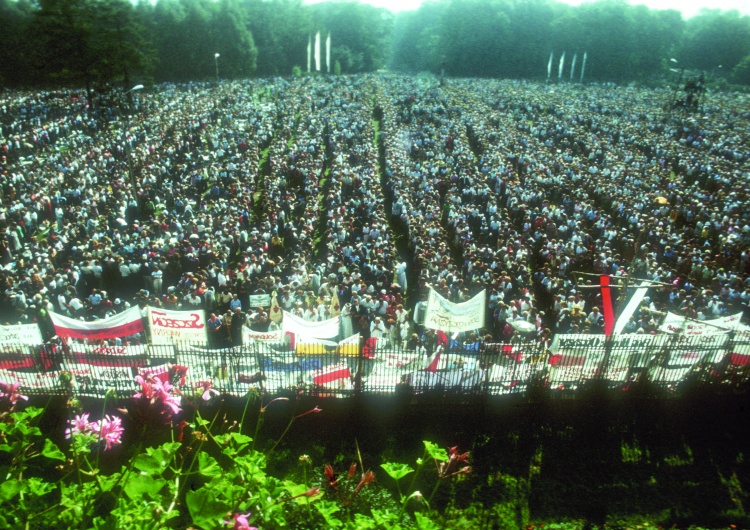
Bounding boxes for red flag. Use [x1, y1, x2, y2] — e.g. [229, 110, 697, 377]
[600, 275, 615, 336]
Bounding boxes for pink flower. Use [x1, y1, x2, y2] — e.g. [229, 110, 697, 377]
[65, 412, 93, 439]
[197, 381, 219, 401]
[133, 373, 182, 419]
[92, 415, 124, 451]
[0, 381, 28, 405]
[224, 513, 257, 530]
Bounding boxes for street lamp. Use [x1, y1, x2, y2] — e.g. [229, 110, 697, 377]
[214, 53, 220, 83]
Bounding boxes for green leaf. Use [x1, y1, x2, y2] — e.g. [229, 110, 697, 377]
[24, 477, 55, 498]
[148, 441, 182, 460]
[371, 509, 402, 527]
[41, 438, 66, 461]
[186, 487, 231, 530]
[132, 453, 165, 475]
[423, 441, 448, 462]
[314, 500, 343, 528]
[415, 512, 441, 530]
[97, 472, 122, 493]
[352, 513, 380, 529]
[123, 475, 166, 501]
[197, 452, 222, 478]
[229, 432, 252, 446]
[380, 462, 414, 482]
[0, 479, 22, 502]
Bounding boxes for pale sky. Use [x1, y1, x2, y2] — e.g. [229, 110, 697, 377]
[302, 0, 750, 19]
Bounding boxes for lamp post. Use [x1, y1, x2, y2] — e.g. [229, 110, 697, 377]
[122, 84, 144, 192]
[214, 53, 220, 83]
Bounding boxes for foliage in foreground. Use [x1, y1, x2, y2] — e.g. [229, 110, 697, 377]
[0, 374, 485, 529]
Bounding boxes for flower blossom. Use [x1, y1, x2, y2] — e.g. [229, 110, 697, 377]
[134, 373, 182, 418]
[92, 414, 124, 451]
[197, 381, 220, 401]
[65, 412, 93, 439]
[0, 381, 28, 405]
[224, 513, 257, 530]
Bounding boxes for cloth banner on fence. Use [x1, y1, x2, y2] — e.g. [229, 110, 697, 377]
[659, 312, 743, 335]
[64, 363, 136, 397]
[244, 329, 283, 343]
[68, 343, 150, 367]
[423, 288, 486, 333]
[0, 323, 43, 346]
[0, 368, 60, 392]
[148, 307, 207, 344]
[49, 306, 144, 340]
[312, 361, 351, 386]
[282, 310, 340, 340]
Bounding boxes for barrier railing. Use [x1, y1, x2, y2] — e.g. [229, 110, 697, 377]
[1, 333, 749, 400]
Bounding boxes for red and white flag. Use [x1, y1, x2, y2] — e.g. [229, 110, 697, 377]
[49, 306, 144, 340]
[312, 362, 351, 385]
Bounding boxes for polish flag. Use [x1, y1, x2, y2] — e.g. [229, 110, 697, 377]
[49, 306, 144, 340]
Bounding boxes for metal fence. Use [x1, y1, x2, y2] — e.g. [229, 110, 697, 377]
[1, 333, 750, 400]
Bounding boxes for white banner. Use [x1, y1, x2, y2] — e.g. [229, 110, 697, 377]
[0, 323, 43, 346]
[282, 310, 340, 340]
[424, 288, 486, 332]
[147, 307, 207, 344]
[659, 312, 743, 335]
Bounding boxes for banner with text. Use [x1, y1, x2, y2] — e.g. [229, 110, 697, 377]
[0, 324, 43, 346]
[148, 307, 207, 344]
[659, 312, 743, 335]
[424, 288, 486, 333]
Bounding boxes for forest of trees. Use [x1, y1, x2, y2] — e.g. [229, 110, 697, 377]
[0, 0, 748, 89]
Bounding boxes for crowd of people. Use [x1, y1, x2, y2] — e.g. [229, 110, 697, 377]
[0, 75, 748, 351]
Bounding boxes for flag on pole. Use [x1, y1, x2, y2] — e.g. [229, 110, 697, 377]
[326, 32, 331, 73]
[570, 53, 577, 81]
[307, 35, 311, 73]
[580, 52, 587, 83]
[558, 51, 565, 80]
[547, 51, 553, 79]
[613, 280, 652, 334]
[314, 31, 321, 72]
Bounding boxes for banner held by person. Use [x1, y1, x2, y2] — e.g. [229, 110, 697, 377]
[148, 307, 207, 345]
[423, 287, 486, 333]
[49, 306, 144, 340]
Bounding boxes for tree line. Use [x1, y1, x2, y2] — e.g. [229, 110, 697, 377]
[0, 0, 748, 89]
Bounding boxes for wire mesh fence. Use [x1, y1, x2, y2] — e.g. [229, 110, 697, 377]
[1, 332, 749, 400]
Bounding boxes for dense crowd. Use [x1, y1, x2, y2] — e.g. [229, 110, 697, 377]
[1, 75, 748, 350]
